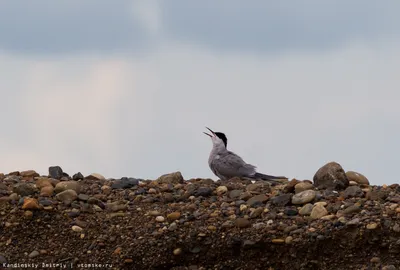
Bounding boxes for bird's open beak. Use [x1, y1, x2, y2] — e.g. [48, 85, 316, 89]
[203, 127, 215, 137]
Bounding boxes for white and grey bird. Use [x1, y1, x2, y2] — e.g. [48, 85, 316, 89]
[204, 127, 287, 182]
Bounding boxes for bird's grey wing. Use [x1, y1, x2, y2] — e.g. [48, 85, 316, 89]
[212, 151, 256, 179]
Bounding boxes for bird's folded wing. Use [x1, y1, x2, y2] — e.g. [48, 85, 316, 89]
[212, 151, 256, 178]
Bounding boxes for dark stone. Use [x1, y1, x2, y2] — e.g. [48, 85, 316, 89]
[313, 162, 349, 190]
[111, 178, 139, 189]
[49, 166, 63, 180]
[271, 194, 292, 207]
[195, 187, 212, 197]
[229, 190, 243, 200]
[247, 194, 269, 207]
[343, 186, 364, 199]
[284, 207, 298, 216]
[13, 183, 37, 196]
[73, 172, 84, 180]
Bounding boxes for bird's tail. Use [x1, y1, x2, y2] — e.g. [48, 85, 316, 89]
[253, 172, 287, 182]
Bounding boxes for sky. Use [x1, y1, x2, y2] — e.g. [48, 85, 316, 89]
[1, 1, 400, 185]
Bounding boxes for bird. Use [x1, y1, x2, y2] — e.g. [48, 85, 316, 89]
[203, 127, 287, 182]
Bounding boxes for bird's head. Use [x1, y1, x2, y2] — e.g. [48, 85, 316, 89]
[204, 127, 228, 148]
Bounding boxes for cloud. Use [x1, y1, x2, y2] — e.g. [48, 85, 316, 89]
[0, 1, 399, 54]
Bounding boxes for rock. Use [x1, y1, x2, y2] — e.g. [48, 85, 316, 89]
[271, 194, 292, 207]
[49, 166, 63, 179]
[299, 203, 313, 216]
[216, 186, 228, 195]
[13, 183, 37, 196]
[285, 236, 293, 244]
[28, 250, 40, 258]
[294, 182, 314, 193]
[284, 207, 298, 216]
[22, 198, 40, 210]
[382, 266, 397, 270]
[0, 254, 7, 264]
[195, 187, 212, 197]
[346, 171, 369, 185]
[229, 190, 243, 200]
[343, 186, 364, 199]
[20, 170, 39, 178]
[272, 239, 285, 244]
[284, 179, 300, 193]
[78, 194, 89, 201]
[235, 218, 251, 228]
[156, 216, 165, 222]
[173, 248, 182, 256]
[106, 202, 128, 212]
[36, 178, 53, 189]
[0, 196, 11, 204]
[54, 181, 81, 194]
[366, 223, 378, 230]
[313, 162, 349, 190]
[87, 173, 105, 180]
[370, 257, 380, 264]
[73, 172, 84, 180]
[40, 186, 54, 197]
[347, 218, 360, 226]
[249, 207, 263, 219]
[55, 189, 78, 204]
[310, 204, 328, 219]
[292, 190, 316, 205]
[156, 172, 184, 184]
[167, 212, 181, 222]
[246, 194, 269, 207]
[393, 223, 400, 233]
[72, 225, 83, 232]
[343, 203, 361, 215]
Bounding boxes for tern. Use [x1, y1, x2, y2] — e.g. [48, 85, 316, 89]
[204, 127, 287, 182]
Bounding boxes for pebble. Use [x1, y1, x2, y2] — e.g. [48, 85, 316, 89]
[55, 189, 78, 204]
[246, 194, 269, 207]
[72, 225, 83, 232]
[22, 198, 40, 210]
[40, 186, 54, 197]
[13, 183, 37, 196]
[156, 216, 165, 222]
[310, 204, 328, 219]
[271, 194, 292, 206]
[271, 239, 285, 244]
[54, 181, 81, 194]
[49, 166, 63, 179]
[24, 210, 33, 219]
[299, 204, 313, 216]
[173, 248, 182, 256]
[249, 207, 263, 219]
[294, 182, 314, 193]
[292, 190, 316, 205]
[366, 223, 378, 230]
[216, 186, 228, 195]
[370, 257, 381, 263]
[285, 236, 293, 244]
[28, 250, 40, 258]
[167, 212, 181, 222]
[235, 218, 251, 228]
[347, 218, 360, 226]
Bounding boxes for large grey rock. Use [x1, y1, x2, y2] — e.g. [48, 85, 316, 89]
[49, 166, 63, 180]
[292, 190, 316, 205]
[313, 162, 349, 190]
[156, 172, 184, 184]
[12, 183, 38, 196]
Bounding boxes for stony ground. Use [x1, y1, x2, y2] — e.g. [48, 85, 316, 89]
[0, 163, 399, 270]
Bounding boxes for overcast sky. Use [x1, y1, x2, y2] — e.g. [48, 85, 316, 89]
[1, 1, 399, 185]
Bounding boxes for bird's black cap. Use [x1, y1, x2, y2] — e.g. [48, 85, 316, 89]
[215, 132, 228, 147]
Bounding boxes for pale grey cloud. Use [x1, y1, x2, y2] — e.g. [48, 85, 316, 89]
[0, 1, 399, 54]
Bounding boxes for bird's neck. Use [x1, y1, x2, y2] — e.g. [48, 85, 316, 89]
[211, 144, 227, 155]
